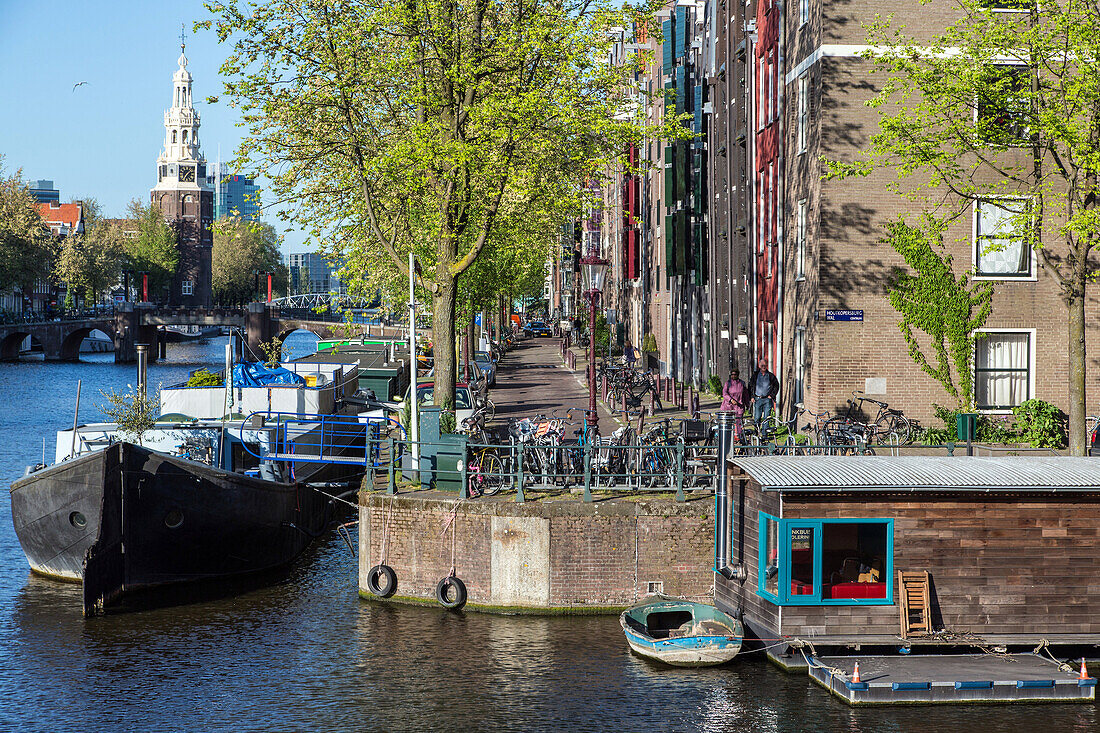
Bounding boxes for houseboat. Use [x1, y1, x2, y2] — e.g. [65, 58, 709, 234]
[714, 457, 1100, 655]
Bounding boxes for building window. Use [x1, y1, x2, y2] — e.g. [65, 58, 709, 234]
[182, 129, 188, 144]
[797, 75, 808, 153]
[794, 327, 806, 405]
[172, 130, 177, 144]
[796, 199, 807, 279]
[182, 279, 194, 296]
[976, 64, 1030, 142]
[975, 330, 1032, 410]
[769, 52, 777, 123]
[758, 514, 894, 605]
[975, 198, 1032, 277]
[800, 0, 809, 25]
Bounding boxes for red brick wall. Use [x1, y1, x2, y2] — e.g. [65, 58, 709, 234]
[359, 494, 714, 611]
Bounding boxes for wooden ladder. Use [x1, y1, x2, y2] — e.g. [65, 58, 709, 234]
[898, 570, 932, 639]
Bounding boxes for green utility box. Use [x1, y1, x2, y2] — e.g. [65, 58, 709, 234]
[431, 433, 468, 492]
[957, 413, 978, 442]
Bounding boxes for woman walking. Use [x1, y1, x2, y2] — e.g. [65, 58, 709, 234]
[719, 368, 749, 446]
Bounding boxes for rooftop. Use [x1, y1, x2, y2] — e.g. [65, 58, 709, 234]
[730, 456, 1100, 492]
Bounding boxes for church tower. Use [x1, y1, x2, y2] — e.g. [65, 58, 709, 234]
[150, 33, 214, 306]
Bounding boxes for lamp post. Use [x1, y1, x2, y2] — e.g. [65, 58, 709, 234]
[408, 252, 421, 479]
[580, 253, 609, 430]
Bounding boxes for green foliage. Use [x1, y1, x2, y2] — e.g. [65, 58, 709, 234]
[707, 375, 722, 396]
[124, 200, 179, 301]
[1012, 399, 1068, 449]
[212, 217, 287, 305]
[918, 400, 1066, 448]
[54, 219, 125, 305]
[884, 216, 992, 411]
[201, 0, 687, 412]
[641, 333, 658, 354]
[592, 311, 612, 357]
[259, 337, 284, 368]
[98, 386, 158, 445]
[0, 156, 54, 295]
[440, 409, 456, 435]
[186, 368, 224, 387]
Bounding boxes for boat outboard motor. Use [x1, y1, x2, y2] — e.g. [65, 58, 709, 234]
[714, 411, 746, 581]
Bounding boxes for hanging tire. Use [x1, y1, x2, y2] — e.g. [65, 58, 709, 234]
[366, 564, 397, 598]
[436, 575, 467, 610]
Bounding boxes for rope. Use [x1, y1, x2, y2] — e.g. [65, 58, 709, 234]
[438, 502, 460, 577]
[1033, 638, 1074, 673]
[378, 493, 393, 567]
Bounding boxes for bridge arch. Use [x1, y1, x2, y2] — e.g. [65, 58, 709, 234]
[0, 331, 35, 361]
[59, 325, 116, 361]
[275, 324, 338, 344]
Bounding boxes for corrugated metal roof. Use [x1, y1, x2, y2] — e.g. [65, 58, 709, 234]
[729, 456, 1100, 492]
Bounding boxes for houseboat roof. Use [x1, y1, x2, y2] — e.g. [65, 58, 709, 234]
[729, 456, 1100, 493]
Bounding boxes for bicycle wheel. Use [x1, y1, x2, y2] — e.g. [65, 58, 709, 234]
[480, 451, 505, 495]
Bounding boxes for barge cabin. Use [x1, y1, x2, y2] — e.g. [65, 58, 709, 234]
[715, 457, 1100, 653]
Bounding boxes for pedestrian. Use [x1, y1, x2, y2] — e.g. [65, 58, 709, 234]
[623, 339, 637, 369]
[748, 357, 780, 438]
[720, 368, 749, 445]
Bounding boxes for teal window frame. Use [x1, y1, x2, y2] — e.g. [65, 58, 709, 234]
[757, 513, 894, 606]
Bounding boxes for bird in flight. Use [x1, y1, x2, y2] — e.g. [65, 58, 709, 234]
[72, 81, 88, 92]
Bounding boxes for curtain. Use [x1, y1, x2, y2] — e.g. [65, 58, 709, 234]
[976, 333, 1029, 408]
[977, 200, 1029, 275]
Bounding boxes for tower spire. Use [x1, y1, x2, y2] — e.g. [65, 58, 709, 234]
[180, 22, 186, 54]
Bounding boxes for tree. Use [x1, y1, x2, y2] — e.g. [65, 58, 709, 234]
[884, 216, 993, 411]
[124, 200, 179, 302]
[54, 219, 125, 306]
[828, 1, 1100, 454]
[0, 156, 53, 299]
[203, 0, 674, 410]
[212, 217, 287, 304]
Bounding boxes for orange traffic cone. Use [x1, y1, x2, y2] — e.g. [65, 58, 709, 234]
[1080, 658, 1089, 680]
[852, 662, 862, 683]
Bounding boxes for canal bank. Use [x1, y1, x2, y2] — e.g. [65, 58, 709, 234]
[357, 490, 714, 613]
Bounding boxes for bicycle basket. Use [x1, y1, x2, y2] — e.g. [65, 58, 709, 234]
[681, 419, 707, 443]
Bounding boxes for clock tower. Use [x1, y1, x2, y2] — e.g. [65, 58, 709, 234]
[150, 34, 214, 306]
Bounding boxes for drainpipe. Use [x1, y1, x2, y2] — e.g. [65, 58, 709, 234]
[715, 411, 746, 580]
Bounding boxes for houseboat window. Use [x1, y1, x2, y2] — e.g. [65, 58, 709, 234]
[822, 522, 888, 601]
[756, 516, 893, 605]
[761, 514, 780, 598]
[789, 527, 816, 597]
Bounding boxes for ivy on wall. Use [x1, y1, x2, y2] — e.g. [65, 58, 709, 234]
[884, 216, 992, 411]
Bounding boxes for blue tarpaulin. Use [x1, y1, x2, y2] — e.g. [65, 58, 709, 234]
[231, 362, 306, 387]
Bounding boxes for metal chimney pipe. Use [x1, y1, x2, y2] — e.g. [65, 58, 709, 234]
[714, 411, 745, 580]
[136, 343, 149, 400]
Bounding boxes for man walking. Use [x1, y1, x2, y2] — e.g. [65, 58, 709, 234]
[749, 357, 779, 438]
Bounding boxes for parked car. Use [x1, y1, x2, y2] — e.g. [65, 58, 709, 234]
[524, 321, 552, 338]
[473, 351, 496, 385]
[393, 381, 477, 428]
[459, 360, 488, 399]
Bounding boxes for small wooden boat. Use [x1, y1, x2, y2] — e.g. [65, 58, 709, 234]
[620, 598, 744, 667]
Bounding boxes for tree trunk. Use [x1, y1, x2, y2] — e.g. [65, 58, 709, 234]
[432, 276, 458, 410]
[1068, 288, 1087, 455]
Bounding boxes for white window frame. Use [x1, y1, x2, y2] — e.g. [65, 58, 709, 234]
[794, 327, 806, 406]
[796, 199, 807, 280]
[973, 62, 1031, 145]
[800, 0, 809, 27]
[182, 279, 194, 297]
[973, 328, 1036, 413]
[797, 74, 809, 154]
[972, 196, 1036, 281]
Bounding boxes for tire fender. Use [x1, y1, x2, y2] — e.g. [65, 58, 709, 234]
[435, 575, 468, 611]
[366, 564, 397, 598]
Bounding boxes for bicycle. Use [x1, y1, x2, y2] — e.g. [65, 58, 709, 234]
[461, 408, 506, 496]
[848, 391, 912, 444]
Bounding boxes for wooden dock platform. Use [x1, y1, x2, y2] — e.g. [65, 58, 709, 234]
[807, 653, 1096, 705]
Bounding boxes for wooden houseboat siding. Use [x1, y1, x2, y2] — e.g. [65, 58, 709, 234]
[783, 494, 1100, 638]
[715, 476, 780, 639]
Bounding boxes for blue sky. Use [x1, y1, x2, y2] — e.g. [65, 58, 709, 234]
[0, 0, 306, 254]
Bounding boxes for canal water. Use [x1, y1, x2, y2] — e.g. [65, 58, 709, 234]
[0, 335, 1095, 731]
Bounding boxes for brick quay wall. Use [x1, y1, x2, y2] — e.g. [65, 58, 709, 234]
[357, 491, 715, 613]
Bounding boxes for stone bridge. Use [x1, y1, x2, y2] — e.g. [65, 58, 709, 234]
[0, 302, 397, 363]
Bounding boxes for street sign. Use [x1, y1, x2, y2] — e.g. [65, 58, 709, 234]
[825, 309, 863, 322]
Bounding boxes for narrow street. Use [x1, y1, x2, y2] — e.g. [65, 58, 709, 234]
[488, 336, 617, 429]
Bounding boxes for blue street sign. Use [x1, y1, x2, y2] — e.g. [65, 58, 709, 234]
[825, 309, 863, 322]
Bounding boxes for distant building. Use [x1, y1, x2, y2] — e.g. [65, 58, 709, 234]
[28, 180, 60, 204]
[36, 201, 84, 237]
[150, 37, 214, 306]
[289, 252, 344, 294]
[207, 162, 261, 221]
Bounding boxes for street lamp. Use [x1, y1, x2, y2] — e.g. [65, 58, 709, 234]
[580, 253, 609, 430]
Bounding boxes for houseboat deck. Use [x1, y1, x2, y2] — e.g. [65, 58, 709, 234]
[808, 652, 1096, 705]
